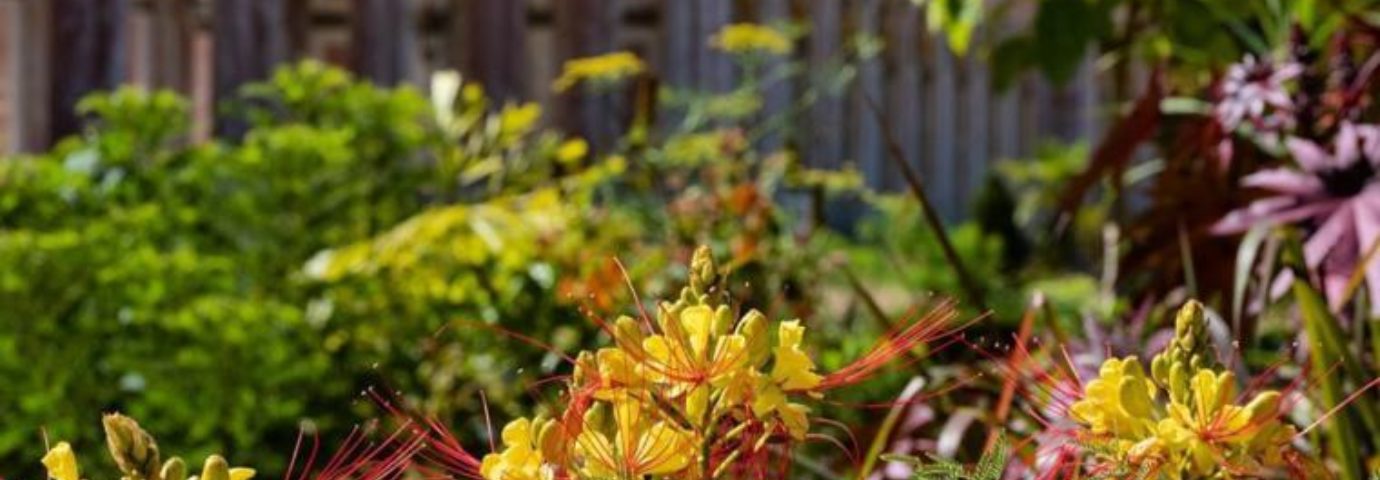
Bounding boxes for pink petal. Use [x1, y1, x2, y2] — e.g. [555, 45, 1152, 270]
[1337, 123, 1362, 167]
[1303, 203, 1355, 268]
[1242, 168, 1324, 195]
[1287, 137, 1334, 172]
[1212, 197, 1339, 234]
[1353, 198, 1380, 317]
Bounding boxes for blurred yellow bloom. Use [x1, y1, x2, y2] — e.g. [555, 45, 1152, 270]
[552, 51, 645, 92]
[498, 103, 542, 138]
[711, 23, 792, 56]
[42, 442, 79, 480]
[556, 138, 588, 164]
[481, 418, 547, 480]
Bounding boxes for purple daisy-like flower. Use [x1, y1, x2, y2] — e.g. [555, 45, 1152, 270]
[1214, 122, 1380, 315]
[1215, 55, 1302, 132]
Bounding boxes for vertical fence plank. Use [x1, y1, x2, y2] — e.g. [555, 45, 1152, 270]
[883, 0, 921, 193]
[554, 0, 619, 148]
[352, 0, 413, 86]
[213, 0, 287, 138]
[662, 0, 696, 89]
[926, 35, 957, 221]
[756, 0, 792, 151]
[50, 0, 126, 144]
[807, 0, 842, 170]
[961, 47, 989, 209]
[851, 0, 884, 190]
[462, 0, 527, 100]
[696, 0, 733, 92]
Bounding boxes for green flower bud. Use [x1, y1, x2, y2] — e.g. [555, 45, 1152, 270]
[160, 458, 186, 480]
[103, 413, 161, 480]
[1152, 300, 1215, 397]
[199, 456, 229, 480]
[612, 315, 645, 355]
[689, 245, 717, 295]
[735, 309, 771, 366]
[1244, 391, 1282, 424]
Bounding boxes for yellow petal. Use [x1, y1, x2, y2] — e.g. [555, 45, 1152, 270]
[635, 423, 692, 475]
[228, 468, 255, 480]
[42, 442, 79, 480]
[771, 321, 822, 391]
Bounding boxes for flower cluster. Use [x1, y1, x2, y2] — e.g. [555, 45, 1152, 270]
[710, 23, 792, 56]
[42, 414, 255, 480]
[552, 51, 646, 92]
[1064, 302, 1318, 478]
[469, 246, 962, 479]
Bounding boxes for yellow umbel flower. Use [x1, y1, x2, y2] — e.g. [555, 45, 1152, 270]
[43, 442, 80, 480]
[1066, 302, 1308, 478]
[552, 51, 645, 92]
[710, 23, 792, 56]
[480, 418, 548, 480]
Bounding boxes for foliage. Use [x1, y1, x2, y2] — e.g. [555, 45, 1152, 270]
[880, 432, 1008, 480]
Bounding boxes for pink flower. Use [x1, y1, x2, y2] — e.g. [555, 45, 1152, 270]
[1215, 122, 1380, 315]
[1215, 55, 1301, 132]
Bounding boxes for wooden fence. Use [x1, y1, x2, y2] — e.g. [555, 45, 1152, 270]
[0, 0, 1102, 221]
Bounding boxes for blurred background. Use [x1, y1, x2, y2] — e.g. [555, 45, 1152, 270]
[10, 0, 1378, 479]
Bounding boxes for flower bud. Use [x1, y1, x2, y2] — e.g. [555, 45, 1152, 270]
[199, 456, 230, 480]
[736, 309, 771, 366]
[104, 413, 161, 480]
[689, 246, 717, 295]
[161, 458, 186, 480]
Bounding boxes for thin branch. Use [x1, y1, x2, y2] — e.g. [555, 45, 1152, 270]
[861, 92, 987, 310]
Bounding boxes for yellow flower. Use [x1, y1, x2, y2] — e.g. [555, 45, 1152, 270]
[576, 399, 693, 478]
[480, 418, 547, 480]
[42, 442, 79, 480]
[643, 305, 748, 390]
[751, 381, 814, 440]
[229, 468, 256, 480]
[1068, 356, 1158, 439]
[552, 51, 645, 92]
[770, 320, 821, 391]
[556, 138, 588, 164]
[498, 103, 542, 139]
[710, 23, 792, 56]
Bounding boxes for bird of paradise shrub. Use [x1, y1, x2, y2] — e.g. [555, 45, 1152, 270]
[1042, 301, 1327, 479]
[408, 246, 969, 479]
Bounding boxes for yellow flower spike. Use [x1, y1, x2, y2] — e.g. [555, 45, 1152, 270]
[555, 138, 588, 164]
[710, 23, 793, 56]
[42, 442, 79, 480]
[771, 320, 822, 391]
[552, 51, 645, 92]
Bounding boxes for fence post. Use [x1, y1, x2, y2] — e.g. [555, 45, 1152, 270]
[212, 0, 287, 138]
[554, 0, 619, 150]
[352, 0, 413, 86]
[459, 0, 527, 101]
[50, 0, 126, 144]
